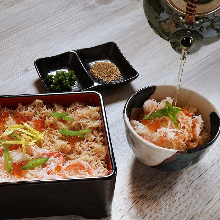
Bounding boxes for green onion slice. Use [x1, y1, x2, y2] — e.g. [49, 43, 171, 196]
[21, 157, 49, 170]
[50, 112, 75, 121]
[0, 139, 9, 143]
[144, 108, 168, 119]
[59, 129, 91, 137]
[4, 147, 12, 173]
[144, 101, 183, 129]
[9, 132, 21, 140]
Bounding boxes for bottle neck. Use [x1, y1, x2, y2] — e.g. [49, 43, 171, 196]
[169, 29, 203, 54]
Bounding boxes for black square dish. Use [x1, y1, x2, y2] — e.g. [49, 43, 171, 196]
[35, 51, 94, 91]
[35, 42, 139, 92]
[0, 91, 116, 219]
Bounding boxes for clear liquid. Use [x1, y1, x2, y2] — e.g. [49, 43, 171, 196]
[174, 49, 187, 106]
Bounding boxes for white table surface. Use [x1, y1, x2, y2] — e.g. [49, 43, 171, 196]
[0, 0, 220, 219]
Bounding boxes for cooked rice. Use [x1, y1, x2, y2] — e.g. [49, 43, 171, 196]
[0, 100, 109, 182]
[130, 97, 209, 150]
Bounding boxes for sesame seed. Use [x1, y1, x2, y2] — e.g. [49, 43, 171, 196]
[89, 61, 121, 83]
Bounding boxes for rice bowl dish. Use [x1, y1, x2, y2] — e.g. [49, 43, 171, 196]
[0, 99, 110, 182]
[130, 97, 209, 150]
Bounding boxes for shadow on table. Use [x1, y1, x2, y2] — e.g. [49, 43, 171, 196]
[129, 157, 186, 211]
[128, 154, 217, 218]
[34, 77, 137, 106]
[96, 82, 136, 106]
[35, 78, 48, 93]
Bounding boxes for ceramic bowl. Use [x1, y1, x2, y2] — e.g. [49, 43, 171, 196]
[123, 85, 220, 171]
[0, 91, 116, 219]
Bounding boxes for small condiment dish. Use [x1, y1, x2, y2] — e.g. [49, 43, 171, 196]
[35, 42, 139, 92]
[123, 85, 220, 171]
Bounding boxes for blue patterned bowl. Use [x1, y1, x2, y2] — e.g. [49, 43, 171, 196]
[123, 85, 220, 171]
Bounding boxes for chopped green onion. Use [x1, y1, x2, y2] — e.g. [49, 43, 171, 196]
[0, 139, 13, 147]
[45, 70, 77, 92]
[50, 112, 75, 121]
[144, 108, 168, 119]
[144, 101, 183, 129]
[0, 139, 8, 143]
[21, 157, 49, 170]
[59, 129, 91, 137]
[9, 132, 21, 140]
[4, 147, 12, 173]
[50, 112, 68, 118]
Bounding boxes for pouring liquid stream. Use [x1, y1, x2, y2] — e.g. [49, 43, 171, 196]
[174, 49, 187, 106]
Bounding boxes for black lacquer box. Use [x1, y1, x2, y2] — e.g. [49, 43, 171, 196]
[0, 91, 116, 219]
